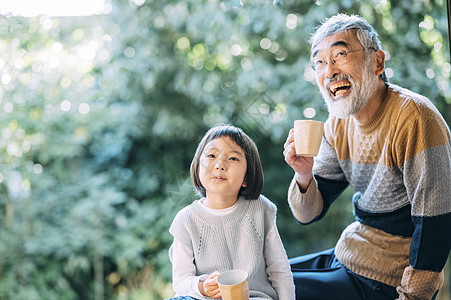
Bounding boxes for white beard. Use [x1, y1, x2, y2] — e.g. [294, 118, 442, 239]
[318, 59, 379, 119]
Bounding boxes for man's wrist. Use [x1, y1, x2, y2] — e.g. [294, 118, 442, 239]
[295, 172, 313, 193]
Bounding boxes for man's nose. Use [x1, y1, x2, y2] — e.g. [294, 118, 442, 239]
[324, 61, 341, 79]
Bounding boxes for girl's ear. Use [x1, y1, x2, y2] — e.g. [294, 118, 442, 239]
[242, 179, 247, 188]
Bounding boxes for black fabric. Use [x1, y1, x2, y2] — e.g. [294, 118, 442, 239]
[290, 248, 399, 300]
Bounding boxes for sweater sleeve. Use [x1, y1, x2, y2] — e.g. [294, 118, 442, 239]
[394, 101, 451, 299]
[288, 123, 349, 225]
[171, 239, 208, 298]
[264, 224, 295, 300]
[169, 204, 196, 250]
[287, 176, 323, 224]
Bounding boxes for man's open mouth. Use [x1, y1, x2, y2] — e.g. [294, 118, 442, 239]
[329, 81, 352, 97]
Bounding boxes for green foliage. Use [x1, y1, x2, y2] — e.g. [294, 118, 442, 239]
[0, 0, 449, 299]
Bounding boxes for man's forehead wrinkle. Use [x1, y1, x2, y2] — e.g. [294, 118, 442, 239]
[312, 30, 359, 57]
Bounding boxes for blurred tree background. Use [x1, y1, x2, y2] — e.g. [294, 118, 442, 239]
[0, 0, 450, 299]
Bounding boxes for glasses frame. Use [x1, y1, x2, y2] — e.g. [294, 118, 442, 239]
[311, 47, 377, 72]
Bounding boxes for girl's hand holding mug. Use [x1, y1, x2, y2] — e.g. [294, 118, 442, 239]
[200, 271, 221, 299]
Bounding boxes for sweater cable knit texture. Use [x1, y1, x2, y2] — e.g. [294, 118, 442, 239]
[170, 196, 278, 300]
[288, 84, 451, 299]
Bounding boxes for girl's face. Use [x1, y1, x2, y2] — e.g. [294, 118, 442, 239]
[199, 136, 247, 207]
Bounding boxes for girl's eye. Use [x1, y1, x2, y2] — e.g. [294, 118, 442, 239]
[229, 157, 238, 161]
[207, 154, 215, 158]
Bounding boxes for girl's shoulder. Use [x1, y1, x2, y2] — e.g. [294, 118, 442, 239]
[172, 200, 202, 221]
[248, 194, 277, 214]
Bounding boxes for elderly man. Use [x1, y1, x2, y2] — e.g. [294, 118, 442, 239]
[283, 14, 451, 299]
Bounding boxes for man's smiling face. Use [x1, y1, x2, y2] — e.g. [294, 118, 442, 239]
[313, 30, 379, 119]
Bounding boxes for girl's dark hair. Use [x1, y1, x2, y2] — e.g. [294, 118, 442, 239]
[190, 124, 263, 200]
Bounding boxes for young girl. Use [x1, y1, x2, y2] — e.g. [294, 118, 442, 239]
[167, 124, 295, 300]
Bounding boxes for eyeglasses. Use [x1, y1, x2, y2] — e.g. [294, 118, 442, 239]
[311, 48, 373, 72]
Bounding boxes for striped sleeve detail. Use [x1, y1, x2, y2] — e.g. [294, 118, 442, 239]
[398, 103, 451, 272]
[393, 98, 450, 168]
[410, 214, 451, 271]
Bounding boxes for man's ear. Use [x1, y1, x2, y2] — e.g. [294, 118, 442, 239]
[373, 50, 385, 76]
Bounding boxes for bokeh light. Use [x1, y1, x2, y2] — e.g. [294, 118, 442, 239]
[385, 67, 394, 79]
[61, 100, 72, 111]
[231, 44, 242, 56]
[33, 163, 43, 174]
[260, 38, 271, 50]
[303, 107, 317, 119]
[286, 14, 298, 29]
[78, 103, 90, 114]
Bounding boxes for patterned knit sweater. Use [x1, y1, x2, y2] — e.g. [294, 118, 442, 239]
[288, 84, 451, 299]
[170, 196, 278, 299]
